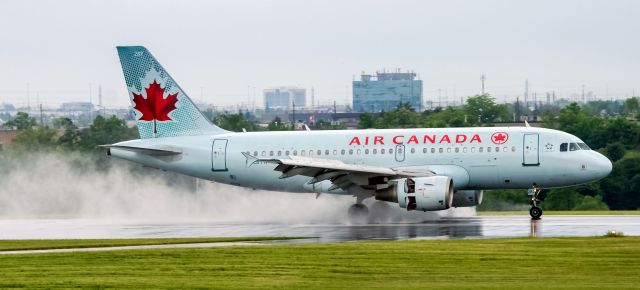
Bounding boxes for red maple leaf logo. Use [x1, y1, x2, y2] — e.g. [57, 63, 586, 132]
[132, 80, 178, 122]
[491, 132, 509, 144]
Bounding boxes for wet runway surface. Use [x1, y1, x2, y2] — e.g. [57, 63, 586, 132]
[1, 215, 638, 242]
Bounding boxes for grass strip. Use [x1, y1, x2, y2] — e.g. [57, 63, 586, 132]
[0, 237, 637, 289]
[0, 237, 298, 252]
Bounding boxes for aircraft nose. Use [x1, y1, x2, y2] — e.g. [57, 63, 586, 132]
[594, 153, 613, 179]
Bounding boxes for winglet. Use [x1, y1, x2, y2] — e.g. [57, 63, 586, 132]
[242, 152, 259, 167]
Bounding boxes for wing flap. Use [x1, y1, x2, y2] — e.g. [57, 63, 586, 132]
[264, 156, 397, 176]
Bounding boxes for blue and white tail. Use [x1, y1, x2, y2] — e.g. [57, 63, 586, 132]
[117, 46, 226, 139]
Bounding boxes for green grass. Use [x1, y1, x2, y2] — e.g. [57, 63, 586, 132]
[477, 210, 640, 216]
[0, 237, 296, 252]
[0, 237, 638, 289]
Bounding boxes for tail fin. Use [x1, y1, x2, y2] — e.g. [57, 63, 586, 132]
[116, 46, 226, 139]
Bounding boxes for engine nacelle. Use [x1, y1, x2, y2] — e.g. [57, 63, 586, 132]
[376, 176, 453, 211]
[451, 190, 484, 207]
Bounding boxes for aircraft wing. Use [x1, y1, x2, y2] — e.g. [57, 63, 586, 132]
[242, 153, 434, 191]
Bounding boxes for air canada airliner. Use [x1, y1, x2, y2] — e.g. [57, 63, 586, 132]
[105, 46, 613, 220]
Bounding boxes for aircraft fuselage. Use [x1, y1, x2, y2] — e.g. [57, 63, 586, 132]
[110, 126, 612, 194]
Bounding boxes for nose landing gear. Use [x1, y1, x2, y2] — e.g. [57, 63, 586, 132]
[528, 184, 543, 220]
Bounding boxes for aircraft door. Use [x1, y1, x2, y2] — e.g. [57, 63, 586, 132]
[211, 139, 228, 171]
[522, 134, 540, 166]
[395, 144, 405, 162]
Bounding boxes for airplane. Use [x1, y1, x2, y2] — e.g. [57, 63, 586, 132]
[105, 46, 613, 221]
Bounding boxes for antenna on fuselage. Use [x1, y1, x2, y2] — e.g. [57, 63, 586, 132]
[304, 124, 311, 132]
[524, 120, 531, 128]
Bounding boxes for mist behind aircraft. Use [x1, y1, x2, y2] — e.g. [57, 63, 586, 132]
[0, 152, 473, 222]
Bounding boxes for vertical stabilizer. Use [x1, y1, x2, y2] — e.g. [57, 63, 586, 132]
[117, 46, 226, 138]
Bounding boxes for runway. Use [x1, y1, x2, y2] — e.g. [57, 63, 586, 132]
[0, 215, 638, 242]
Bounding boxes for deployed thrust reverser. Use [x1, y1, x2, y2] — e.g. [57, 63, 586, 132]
[375, 176, 483, 211]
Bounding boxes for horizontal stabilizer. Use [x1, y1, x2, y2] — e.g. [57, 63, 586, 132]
[100, 145, 182, 156]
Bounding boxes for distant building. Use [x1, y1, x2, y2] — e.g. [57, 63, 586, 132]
[0, 130, 17, 150]
[1, 103, 16, 112]
[60, 102, 93, 112]
[264, 87, 306, 109]
[353, 70, 423, 112]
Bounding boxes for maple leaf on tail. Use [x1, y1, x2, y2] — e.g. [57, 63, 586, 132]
[132, 80, 178, 134]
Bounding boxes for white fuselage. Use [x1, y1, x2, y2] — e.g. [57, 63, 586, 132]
[110, 126, 612, 195]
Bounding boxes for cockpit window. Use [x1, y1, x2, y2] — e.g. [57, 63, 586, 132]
[569, 143, 580, 151]
[560, 143, 568, 152]
[578, 143, 591, 150]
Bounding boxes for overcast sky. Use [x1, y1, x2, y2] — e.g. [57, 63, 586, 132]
[1, 0, 639, 108]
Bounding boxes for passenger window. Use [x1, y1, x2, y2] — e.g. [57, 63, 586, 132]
[503, 147, 508, 152]
[349, 149, 354, 155]
[495, 147, 500, 152]
[569, 143, 580, 151]
[381, 149, 385, 154]
[333, 150, 337, 155]
[423, 148, 427, 154]
[439, 148, 443, 153]
[277, 151, 282, 156]
[471, 147, 475, 153]
[373, 148, 377, 154]
[389, 149, 393, 154]
[560, 143, 568, 152]
[293, 150, 297, 156]
[301, 150, 306, 156]
[454, 147, 459, 153]
[308, 150, 313, 156]
[463, 147, 467, 153]
[365, 149, 369, 154]
[447, 148, 451, 153]
[269, 151, 274, 156]
[479, 147, 483, 153]
[325, 150, 329, 155]
[318, 150, 322, 155]
[487, 147, 492, 153]
[357, 149, 361, 155]
[410, 148, 415, 154]
[431, 148, 435, 153]
[512, 146, 516, 152]
[261, 151, 266, 156]
[285, 150, 290, 156]
[253, 151, 258, 156]
[341, 149, 345, 155]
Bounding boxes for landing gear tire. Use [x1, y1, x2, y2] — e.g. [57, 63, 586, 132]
[530, 206, 543, 220]
[347, 204, 369, 224]
[528, 185, 544, 220]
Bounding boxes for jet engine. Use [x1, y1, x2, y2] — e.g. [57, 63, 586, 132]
[451, 190, 484, 207]
[375, 176, 453, 211]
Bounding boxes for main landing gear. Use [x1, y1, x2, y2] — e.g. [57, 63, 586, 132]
[347, 194, 371, 223]
[528, 184, 543, 220]
[348, 203, 369, 222]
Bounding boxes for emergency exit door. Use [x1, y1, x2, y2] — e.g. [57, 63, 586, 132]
[211, 139, 228, 171]
[522, 134, 540, 166]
